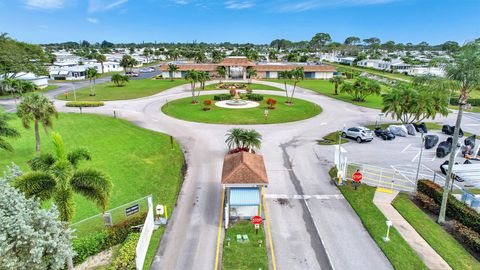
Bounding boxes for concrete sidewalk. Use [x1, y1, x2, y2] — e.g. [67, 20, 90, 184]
[373, 190, 452, 270]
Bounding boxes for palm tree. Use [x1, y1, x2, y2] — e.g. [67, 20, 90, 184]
[278, 70, 292, 98]
[86, 67, 100, 96]
[438, 42, 480, 224]
[242, 129, 262, 152]
[95, 53, 107, 74]
[14, 132, 112, 270]
[217, 66, 226, 83]
[111, 73, 129, 87]
[340, 78, 381, 102]
[246, 67, 257, 84]
[16, 93, 58, 153]
[288, 67, 305, 104]
[225, 128, 262, 152]
[0, 78, 21, 106]
[185, 70, 199, 103]
[168, 64, 179, 81]
[119, 55, 138, 72]
[198, 71, 210, 90]
[329, 76, 344, 95]
[0, 110, 20, 152]
[225, 128, 244, 150]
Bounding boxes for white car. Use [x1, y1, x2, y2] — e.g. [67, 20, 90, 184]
[341, 126, 374, 143]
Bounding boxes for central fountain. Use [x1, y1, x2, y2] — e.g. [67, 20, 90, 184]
[215, 86, 260, 109]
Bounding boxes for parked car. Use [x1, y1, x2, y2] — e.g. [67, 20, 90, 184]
[125, 71, 139, 77]
[341, 126, 374, 143]
[374, 128, 395, 140]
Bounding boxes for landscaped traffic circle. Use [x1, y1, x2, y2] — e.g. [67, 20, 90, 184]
[161, 94, 322, 125]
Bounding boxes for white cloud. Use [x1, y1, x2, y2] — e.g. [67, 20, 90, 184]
[225, 0, 253, 9]
[25, 0, 65, 10]
[88, 0, 128, 13]
[87, 17, 99, 24]
[276, 0, 400, 12]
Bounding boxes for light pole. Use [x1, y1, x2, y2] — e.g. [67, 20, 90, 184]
[72, 82, 77, 101]
[383, 220, 393, 242]
[415, 132, 425, 191]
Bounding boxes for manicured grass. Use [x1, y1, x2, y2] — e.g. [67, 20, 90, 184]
[317, 130, 348, 145]
[143, 227, 165, 269]
[162, 94, 322, 125]
[338, 183, 427, 269]
[222, 221, 268, 270]
[393, 193, 480, 270]
[327, 62, 413, 82]
[48, 71, 120, 83]
[0, 85, 60, 99]
[56, 79, 186, 101]
[267, 79, 387, 109]
[203, 83, 283, 91]
[0, 114, 184, 235]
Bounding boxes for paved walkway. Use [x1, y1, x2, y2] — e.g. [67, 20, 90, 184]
[373, 190, 452, 270]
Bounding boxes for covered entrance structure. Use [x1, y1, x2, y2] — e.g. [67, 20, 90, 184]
[221, 151, 269, 228]
[218, 57, 253, 80]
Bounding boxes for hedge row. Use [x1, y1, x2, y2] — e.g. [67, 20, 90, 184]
[450, 98, 480, 106]
[72, 214, 146, 265]
[111, 233, 140, 270]
[213, 94, 232, 101]
[417, 180, 480, 234]
[246, 93, 264, 101]
[66, 101, 105, 107]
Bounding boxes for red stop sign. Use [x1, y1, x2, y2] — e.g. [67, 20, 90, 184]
[352, 172, 363, 182]
[252, 216, 263, 225]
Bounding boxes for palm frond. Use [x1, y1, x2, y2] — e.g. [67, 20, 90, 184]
[28, 153, 56, 171]
[70, 169, 112, 212]
[0, 137, 14, 152]
[53, 187, 75, 223]
[51, 132, 66, 159]
[67, 147, 91, 168]
[13, 171, 56, 201]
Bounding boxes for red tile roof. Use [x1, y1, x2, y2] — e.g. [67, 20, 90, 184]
[221, 152, 268, 185]
[218, 57, 253, 67]
[255, 65, 336, 72]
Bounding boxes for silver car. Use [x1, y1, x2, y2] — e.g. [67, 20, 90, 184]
[341, 126, 374, 143]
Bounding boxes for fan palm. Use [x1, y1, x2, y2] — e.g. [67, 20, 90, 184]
[225, 128, 262, 152]
[0, 110, 20, 152]
[225, 128, 244, 150]
[329, 76, 344, 95]
[17, 93, 57, 152]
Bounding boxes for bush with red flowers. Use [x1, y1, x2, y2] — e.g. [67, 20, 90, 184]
[266, 98, 277, 109]
[203, 99, 212, 111]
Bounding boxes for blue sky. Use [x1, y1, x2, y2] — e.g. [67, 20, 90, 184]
[0, 0, 479, 45]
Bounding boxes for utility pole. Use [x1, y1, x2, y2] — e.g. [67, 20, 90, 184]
[415, 132, 425, 191]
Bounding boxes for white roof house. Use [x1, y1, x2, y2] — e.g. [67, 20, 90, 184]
[0, 72, 49, 88]
[407, 67, 445, 77]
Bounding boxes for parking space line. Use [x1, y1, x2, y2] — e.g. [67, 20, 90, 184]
[401, 144, 411, 153]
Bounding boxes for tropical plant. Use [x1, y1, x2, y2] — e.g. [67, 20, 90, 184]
[0, 78, 36, 105]
[119, 55, 138, 72]
[0, 110, 20, 152]
[278, 70, 292, 98]
[167, 64, 179, 81]
[198, 71, 210, 90]
[329, 76, 344, 95]
[438, 42, 480, 224]
[185, 70, 200, 103]
[246, 67, 257, 84]
[85, 67, 100, 96]
[340, 78, 381, 102]
[111, 73, 129, 87]
[287, 67, 305, 104]
[203, 99, 212, 111]
[266, 98, 277, 109]
[217, 66, 226, 83]
[0, 173, 74, 270]
[16, 93, 57, 152]
[225, 128, 262, 153]
[93, 53, 107, 74]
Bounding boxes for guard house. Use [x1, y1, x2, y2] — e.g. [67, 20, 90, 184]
[221, 152, 269, 225]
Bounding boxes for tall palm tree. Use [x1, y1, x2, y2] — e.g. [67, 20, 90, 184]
[278, 70, 292, 98]
[168, 64, 179, 81]
[16, 93, 57, 153]
[185, 70, 199, 103]
[288, 67, 305, 104]
[0, 110, 20, 152]
[246, 67, 257, 84]
[14, 132, 112, 270]
[95, 53, 107, 74]
[217, 66, 226, 83]
[329, 76, 344, 95]
[438, 42, 480, 224]
[86, 67, 99, 96]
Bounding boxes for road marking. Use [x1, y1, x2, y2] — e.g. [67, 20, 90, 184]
[401, 144, 411, 153]
[214, 187, 225, 270]
[262, 187, 277, 270]
[377, 187, 394, 194]
[465, 124, 480, 126]
[411, 151, 420, 162]
[265, 194, 344, 200]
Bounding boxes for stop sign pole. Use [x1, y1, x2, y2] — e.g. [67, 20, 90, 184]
[252, 216, 263, 234]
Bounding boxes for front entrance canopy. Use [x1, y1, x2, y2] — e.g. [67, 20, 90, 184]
[221, 151, 269, 185]
[229, 188, 260, 206]
[443, 164, 480, 188]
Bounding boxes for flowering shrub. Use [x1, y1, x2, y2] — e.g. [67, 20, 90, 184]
[203, 99, 212, 111]
[266, 98, 277, 109]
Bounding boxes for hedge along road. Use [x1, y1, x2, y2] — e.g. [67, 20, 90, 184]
[9, 78, 395, 270]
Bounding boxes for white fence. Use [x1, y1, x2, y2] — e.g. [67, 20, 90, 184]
[136, 195, 154, 270]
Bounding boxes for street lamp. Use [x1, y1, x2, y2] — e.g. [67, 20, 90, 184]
[383, 220, 393, 242]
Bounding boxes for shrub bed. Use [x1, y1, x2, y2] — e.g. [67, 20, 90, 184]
[72, 214, 146, 265]
[246, 93, 264, 101]
[414, 192, 440, 214]
[213, 94, 232, 101]
[111, 233, 140, 270]
[66, 101, 105, 107]
[417, 180, 480, 234]
[449, 220, 480, 255]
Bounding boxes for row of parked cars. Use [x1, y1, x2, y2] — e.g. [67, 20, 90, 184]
[341, 123, 428, 143]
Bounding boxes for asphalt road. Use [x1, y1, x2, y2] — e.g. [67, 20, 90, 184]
[3, 79, 475, 269]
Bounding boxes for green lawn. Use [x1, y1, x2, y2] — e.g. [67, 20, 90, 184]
[203, 83, 283, 91]
[317, 130, 348, 145]
[162, 94, 322, 125]
[326, 62, 413, 82]
[338, 183, 427, 269]
[267, 79, 387, 109]
[0, 113, 184, 236]
[393, 193, 480, 270]
[56, 79, 186, 101]
[0, 85, 60, 99]
[143, 227, 165, 269]
[222, 221, 268, 270]
[48, 71, 120, 83]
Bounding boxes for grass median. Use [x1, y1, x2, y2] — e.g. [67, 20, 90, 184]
[204, 83, 283, 91]
[338, 183, 427, 269]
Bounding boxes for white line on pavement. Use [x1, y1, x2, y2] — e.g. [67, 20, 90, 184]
[401, 144, 411, 153]
[265, 194, 344, 200]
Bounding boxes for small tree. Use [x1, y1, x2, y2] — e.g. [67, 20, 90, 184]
[278, 70, 292, 99]
[111, 73, 129, 87]
[86, 67, 99, 96]
[246, 67, 257, 84]
[185, 70, 199, 103]
[168, 64, 179, 81]
[266, 98, 277, 109]
[0, 166, 74, 270]
[329, 76, 344, 95]
[340, 78, 381, 102]
[287, 67, 305, 104]
[217, 66, 227, 83]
